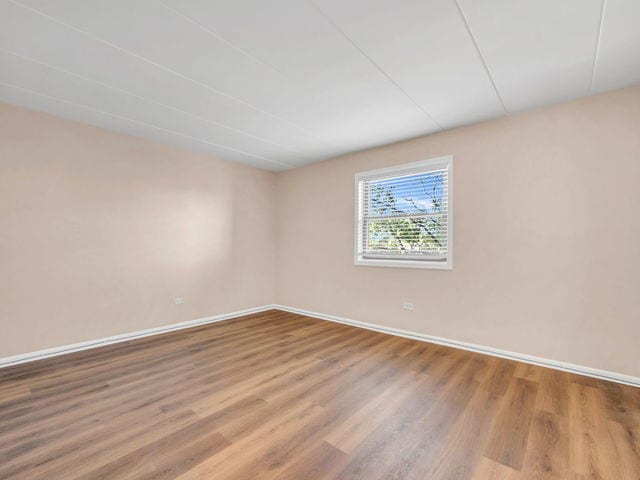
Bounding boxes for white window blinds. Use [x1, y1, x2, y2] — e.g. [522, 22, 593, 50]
[355, 157, 452, 269]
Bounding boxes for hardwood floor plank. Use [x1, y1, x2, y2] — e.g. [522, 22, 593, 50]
[272, 441, 348, 480]
[485, 377, 539, 471]
[568, 383, 632, 479]
[520, 410, 570, 478]
[323, 369, 425, 454]
[608, 419, 640, 479]
[426, 386, 503, 479]
[535, 368, 570, 417]
[374, 358, 486, 480]
[471, 456, 520, 479]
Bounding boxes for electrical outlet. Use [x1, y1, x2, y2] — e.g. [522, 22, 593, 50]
[174, 297, 185, 305]
[403, 302, 414, 311]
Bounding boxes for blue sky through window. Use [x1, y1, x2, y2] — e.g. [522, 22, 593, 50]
[368, 170, 447, 217]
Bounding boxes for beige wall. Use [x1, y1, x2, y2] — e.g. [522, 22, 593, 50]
[276, 85, 640, 378]
[0, 102, 276, 357]
[2, 86, 639, 377]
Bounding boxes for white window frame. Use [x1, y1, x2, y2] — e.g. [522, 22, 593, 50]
[354, 156, 453, 270]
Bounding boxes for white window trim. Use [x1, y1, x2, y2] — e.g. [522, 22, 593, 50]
[354, 156, 453, 270]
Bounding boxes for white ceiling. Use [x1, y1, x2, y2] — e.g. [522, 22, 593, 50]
[1, 0, 639, 171]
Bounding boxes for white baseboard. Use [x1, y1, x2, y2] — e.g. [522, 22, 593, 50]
[0, 305, 275, 369]
[273, 304, 640, 388]
[3, 303, 638, 388]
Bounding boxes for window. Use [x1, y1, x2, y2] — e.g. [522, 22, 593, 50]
[355, 156, 453, 269]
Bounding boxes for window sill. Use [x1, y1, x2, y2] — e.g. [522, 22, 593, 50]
[354, 258, 453, 270]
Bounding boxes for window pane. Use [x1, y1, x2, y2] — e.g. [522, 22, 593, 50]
[366, 170, 447, 217]
[365, 216, 447, 256]
[356, 157, 452, 268]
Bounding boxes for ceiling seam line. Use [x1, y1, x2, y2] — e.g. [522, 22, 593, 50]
[156, 0, 286, 76]
[7, 0, 332, 147]
[453, 0, 509, 115]
[0, 81, 294, 168]
[306, 0, 443, 131]
[589, 0, 607, 93]
[0, 48, 308, 157]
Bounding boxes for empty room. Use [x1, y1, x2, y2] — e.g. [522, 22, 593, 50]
[1, 0, 639, 479]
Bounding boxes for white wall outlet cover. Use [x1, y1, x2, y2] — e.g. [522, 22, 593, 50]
[403, 302, 414, 310]
[174, 298, 185, 305]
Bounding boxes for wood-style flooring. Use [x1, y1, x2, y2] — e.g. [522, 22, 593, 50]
[0, 310, 638, 479]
